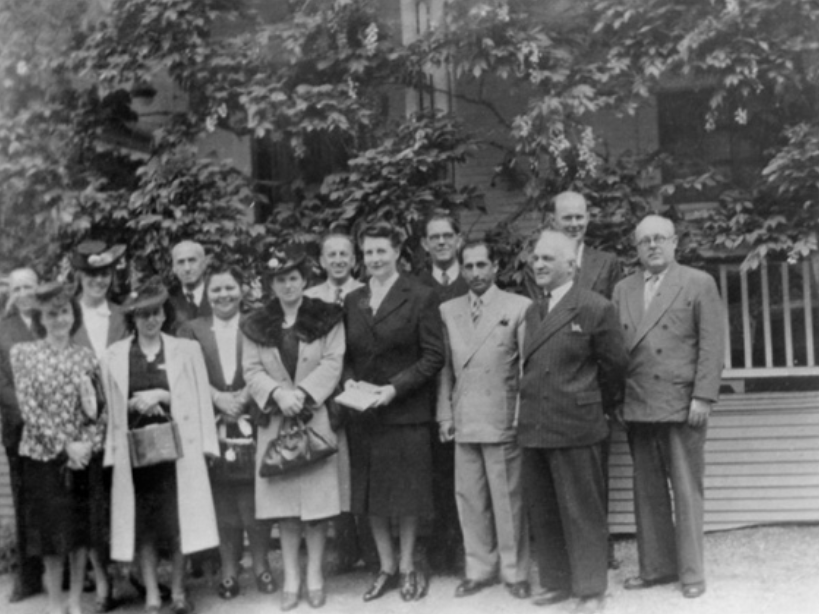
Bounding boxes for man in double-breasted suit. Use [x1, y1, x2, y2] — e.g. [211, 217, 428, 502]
[0, 268, 43, 601]
[519, 231, 627, 613]
[612, 215, 724, 599]
[437, 241, 532, 600]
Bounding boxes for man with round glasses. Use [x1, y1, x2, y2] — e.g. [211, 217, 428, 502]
[612, 215, 724, 600]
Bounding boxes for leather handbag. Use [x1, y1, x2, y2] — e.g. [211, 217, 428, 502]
[258, 416, 337, 478]
[127, 414, 183, 468]
[210, 417, 256, 483]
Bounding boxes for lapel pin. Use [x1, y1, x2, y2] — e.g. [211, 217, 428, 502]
[571, 322, 583, 333]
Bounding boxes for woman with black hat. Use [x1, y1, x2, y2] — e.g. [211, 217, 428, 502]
[241, 246, 346, 610]
[71, 240, 129, 611]
[9, 282, 107, 614]
[100, 277, 219, 614]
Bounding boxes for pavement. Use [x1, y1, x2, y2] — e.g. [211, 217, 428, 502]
[3, 525, 818, 614]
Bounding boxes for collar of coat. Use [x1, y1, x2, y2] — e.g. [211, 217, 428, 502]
[240, 296, 343, 348]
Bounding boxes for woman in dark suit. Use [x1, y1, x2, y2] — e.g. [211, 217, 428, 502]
[343, 222, 445, 602]
[177, 265, 275, 599]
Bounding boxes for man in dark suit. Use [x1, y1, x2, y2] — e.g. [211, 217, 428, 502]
[519, 231, 627, 613]
[0, 267, 42, 602]
[168, 240, 211, 332]
[415, 211, 468, 573]
[524, 191, 621, 300]
[612, 215, 724, 599]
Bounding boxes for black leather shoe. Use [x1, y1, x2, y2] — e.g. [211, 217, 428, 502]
[454, 577, 498, 598]
[399, 570, 419, 601]
[682, 584, 705, 599]
[9, 585, 42, 603]
[505, 581, 531, 599]
[623, 575, 677, 590]
[532, 588, 571, 606]
[363, 571, 398, 602]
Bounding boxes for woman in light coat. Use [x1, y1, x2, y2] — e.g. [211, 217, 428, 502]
[101, 278, 218, 614]
[242, 246, 346, 611]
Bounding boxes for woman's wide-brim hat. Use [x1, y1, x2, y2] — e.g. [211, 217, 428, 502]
[265, 244, 307, 278]
[33, 281, 75, 309]
[71, 240, 126, 271]
[122, 276, 169, 313]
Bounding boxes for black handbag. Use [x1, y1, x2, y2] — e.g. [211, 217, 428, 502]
[258, 415, 337, 478]
[210, 418, 256, 483]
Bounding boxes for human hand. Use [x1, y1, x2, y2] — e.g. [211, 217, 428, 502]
[273, 387, 305, 417]
[65, 440, 92, 470]
[129, 389, 170, 414]
[687, 397, 711, 428]
[214, 391, 244, 419]
[371, 385, 397, 408]
[438, 420, 455, 443]
[612, 403, 626, 428]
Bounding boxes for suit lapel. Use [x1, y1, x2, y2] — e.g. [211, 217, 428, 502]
[107, 305, 127, 346]
[163, 334, 186, 395]
[577, 247, 602, 290]
[201, 318, 227, 390]
[461, 291, 504, 367]
[629, 264, 683, 351]
[373, 276, 410, 324]
[108, 336, 132, 402]
[523, 286, 579, 361]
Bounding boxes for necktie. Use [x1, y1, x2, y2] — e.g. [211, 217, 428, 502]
[471, 296, 482, 324]
[644, 275, 659, 311]
[440, 270, 450, 287]
[335, 287, 344, 306]
[185, 291, 196, 308]
[539, 292, 551, 320]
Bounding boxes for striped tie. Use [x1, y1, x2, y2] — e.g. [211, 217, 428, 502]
[471, 296, 482, 324]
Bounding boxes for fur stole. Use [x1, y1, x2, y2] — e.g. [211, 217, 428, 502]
[240, 296, 343, 348]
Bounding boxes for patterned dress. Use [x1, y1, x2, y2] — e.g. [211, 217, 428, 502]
[10, 340, 106, 557]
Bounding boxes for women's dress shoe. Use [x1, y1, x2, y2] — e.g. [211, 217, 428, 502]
[532, 588, 571, 606]
[455, 577, 498, 598]
[363, 571, 398, 602]
[573, 594, 605, 614]
[280, 590, 300, 611]
[505, 581, 531, 599]
[144, 605, 161, 614]
[682, 584, 706, 599]
[623, 575, 677, 590]
[400, 570, 428, 601]
[217, 577, 240, 600]
[305, 587, 326, 608]
[256, 571, 278, 594]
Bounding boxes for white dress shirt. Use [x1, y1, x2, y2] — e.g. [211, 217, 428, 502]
[544, 280, 573, 313]
[432, 262, 460, 286]
[80, 301, 111, 360]
[305, 277, 364, 304]
[369, 272, 400, 314]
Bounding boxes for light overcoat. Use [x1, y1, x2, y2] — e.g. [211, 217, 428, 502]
[243, 320, 346, 521]
[102, 334, 219, 561]
[437, 287, 531, 443]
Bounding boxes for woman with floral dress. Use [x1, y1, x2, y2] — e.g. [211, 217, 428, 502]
[11, 282, 107, 614]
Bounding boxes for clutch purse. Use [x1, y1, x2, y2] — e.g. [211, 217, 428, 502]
[258, 416, 337, 478]
[127, 414, 183, 468]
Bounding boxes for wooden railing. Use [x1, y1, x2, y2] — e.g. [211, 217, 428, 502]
[717, 260, 818, 377]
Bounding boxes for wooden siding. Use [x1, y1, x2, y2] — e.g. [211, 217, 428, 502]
[609, 391, 819, 534]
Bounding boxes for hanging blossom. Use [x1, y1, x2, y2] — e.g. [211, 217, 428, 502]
[577, 126, 599, 177]
[364, 22, 379, 56]
[548, 129, 571, 176]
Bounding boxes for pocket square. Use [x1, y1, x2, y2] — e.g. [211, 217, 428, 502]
[571, 322, 583, 333]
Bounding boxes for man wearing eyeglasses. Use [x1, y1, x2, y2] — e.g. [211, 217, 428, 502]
[611, 215, 724, 600]
[416, 211, 468, 574]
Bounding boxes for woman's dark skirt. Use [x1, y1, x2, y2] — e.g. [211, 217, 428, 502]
[348, 421, 433, 517]
[132, 462, 180, 553]
[21, 454, 107, 557]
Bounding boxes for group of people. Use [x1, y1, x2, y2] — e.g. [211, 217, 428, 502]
[0, 191, 724, 614]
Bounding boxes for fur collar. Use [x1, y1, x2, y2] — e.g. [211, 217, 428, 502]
[240, 296, 343, 348]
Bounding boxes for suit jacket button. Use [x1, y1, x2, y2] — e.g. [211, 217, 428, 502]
[656, 348, 663, 354]
[653, 374, 660, 380]
[662, 324, 669, 330]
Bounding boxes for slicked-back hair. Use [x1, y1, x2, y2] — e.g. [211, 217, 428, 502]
[204, 264, 246, 292]
[458, 239, 497, 264]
